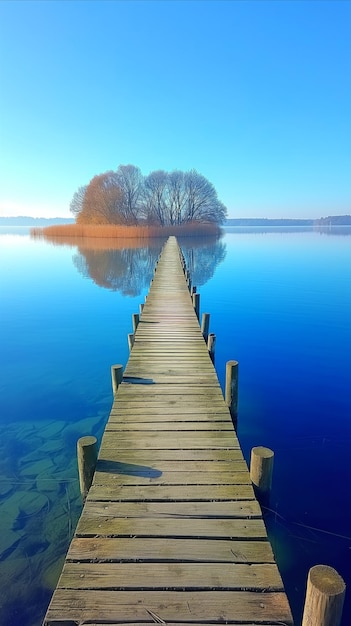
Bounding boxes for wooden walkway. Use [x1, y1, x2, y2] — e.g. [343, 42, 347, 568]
[44, 236, 293, 625]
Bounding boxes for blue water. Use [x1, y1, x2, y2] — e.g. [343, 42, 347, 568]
[0, 227, 350, 625]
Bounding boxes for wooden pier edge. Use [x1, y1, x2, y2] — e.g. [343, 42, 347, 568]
[43, 236, 294, 626]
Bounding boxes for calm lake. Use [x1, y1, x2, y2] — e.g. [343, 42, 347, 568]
[0, 226, 350, 626]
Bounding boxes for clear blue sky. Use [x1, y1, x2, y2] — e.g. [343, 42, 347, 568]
[0, 0, 350, 219]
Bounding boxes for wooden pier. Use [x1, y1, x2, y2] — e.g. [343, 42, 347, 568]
[44, 236, 293, 625]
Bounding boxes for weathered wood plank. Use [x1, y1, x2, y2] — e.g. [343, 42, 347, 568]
[114, 386, 226, 397]
[58, 562, 284, 590]
[91, 470, 252, 486]
[79, 500, 261, 519]
[111, 403, 228, 412]
[105, 421, 234, 430]
[99, 432, 241, 449]
[45, 590, 293, 624]
[86, 483, 255, 501]
[75, 517, 267, 538]
[67, 536, 276, 563]
[97, 448, 246, 462]
[94, 459, 248, 472]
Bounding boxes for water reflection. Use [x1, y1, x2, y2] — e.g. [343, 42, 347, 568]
[179, 236, 226, 287]
[314, 225, 351, 236]
[66, 235, 226, 295]
[73, 243, 163, 296]
[225, 225, 351, 236]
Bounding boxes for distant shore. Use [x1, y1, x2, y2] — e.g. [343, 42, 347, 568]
[1, 215, 350, 227]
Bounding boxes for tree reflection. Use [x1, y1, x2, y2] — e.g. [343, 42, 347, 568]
[73, 244, 163, 296]
[47, 234, 226, 296]
[179, 236, 226, 287]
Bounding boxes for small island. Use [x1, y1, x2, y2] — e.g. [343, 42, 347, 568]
[30, 165, 227, 241]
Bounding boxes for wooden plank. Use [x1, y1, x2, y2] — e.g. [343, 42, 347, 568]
[67, 536, 276, 563]
[105, 421, 235, 430]
[75, 517, 267, 538]
[58, 562, 284, 590]
[100, 431, 241, 447]
[86, 483, 255, 501]
[45, 590, 293, 624]
[108, 411, 233, 421]
[91, 470, 252, 486]
[94, 459, 248, 472]
[114, 386, 226, 397]
[97, 448, 246, 462]
[78, 500, 262, 519]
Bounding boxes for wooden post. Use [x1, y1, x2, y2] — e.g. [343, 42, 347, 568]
[132, 313, 139, 332]
[207, 333, 216, 364]
[139, 303, 144, 315]
[201, 312, 210, 343]
[191, 285, 197, 296]
[225, 360, 239, 418]
[128, 333, 134, 351]
[111, 364, 123, 395]
[77, 436, 98, 501]
[302, 565, 346, 626]
[250, 446, 274, 502]
[192, 292, 200, 320]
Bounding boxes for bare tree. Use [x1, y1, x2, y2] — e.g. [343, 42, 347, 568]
[115, 164, 143, 223]
[143, 170, 168, 225]
[184, 170, 227, 224]
[167, 170, 187, 225]
[69, 185, 87, 217]
[143, 168, 226, 226]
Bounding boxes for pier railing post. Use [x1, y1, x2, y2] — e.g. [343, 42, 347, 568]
[132, 313, 139, 332]
[225, 360, 239, 421]
[302, 565, 345, 626]
[201, 312, 210, 343]
[128, 333, 135, 351]
[192, 292, 200, 320]
[207, 333, 216, 364]
[111, 364, 123, 395]
[77, 436, 98, 501]
[250, 446, 274, 503]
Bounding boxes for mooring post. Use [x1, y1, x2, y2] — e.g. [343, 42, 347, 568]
[250, 446, 274, 502]
[302, 565, 346, 626]
[128, 333, 135, 351]
[201, 312, 210, 343]
[111, 364, 123, 395]
[132, 313, 139, 332]
[207, 333, 216, 364]
[77, 436, 98, 501]
[192, 292, 200, 320]
[225, 360, 239, 419]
